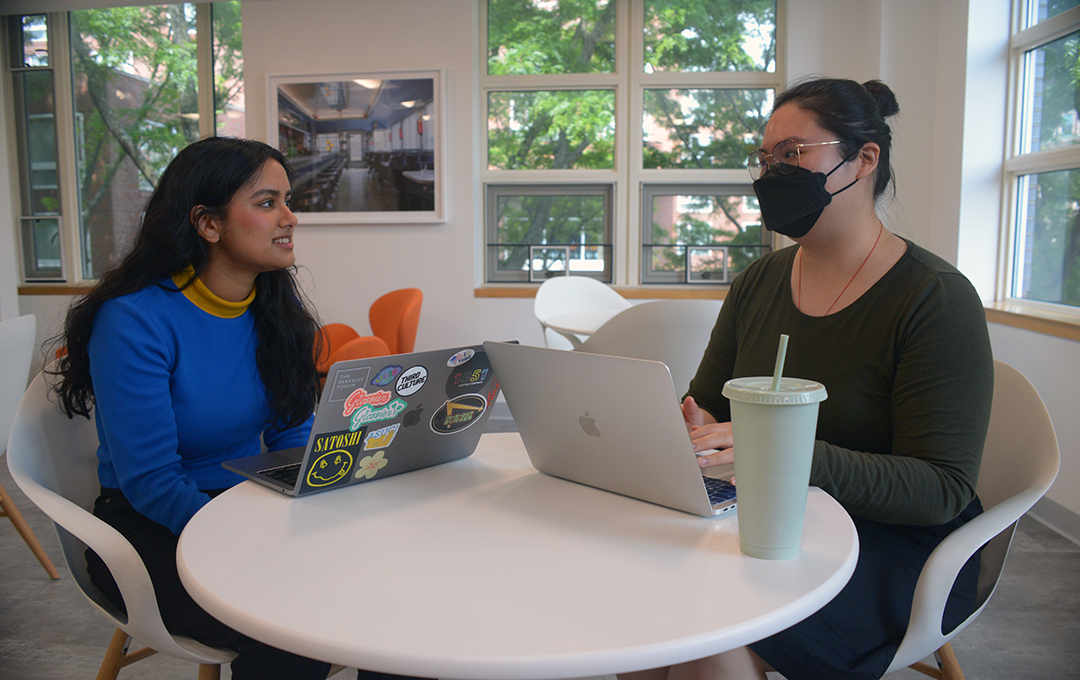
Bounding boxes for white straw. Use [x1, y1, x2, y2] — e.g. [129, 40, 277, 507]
[771, 334, 789, 391]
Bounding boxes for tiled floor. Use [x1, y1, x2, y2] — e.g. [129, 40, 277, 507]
[3, 423, 1078, 679]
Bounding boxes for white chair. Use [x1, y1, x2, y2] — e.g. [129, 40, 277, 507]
[0, 313, 60, 580]
[6, 369, 236, 680]
[576, 299, 722, 396]
[885, 359, 1060, 680]
[533, 276, 631, 349]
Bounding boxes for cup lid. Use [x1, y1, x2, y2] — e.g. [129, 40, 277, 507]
[722, 377, 827, 405]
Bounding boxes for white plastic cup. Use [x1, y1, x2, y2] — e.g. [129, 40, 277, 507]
[722, 377, 827, 560]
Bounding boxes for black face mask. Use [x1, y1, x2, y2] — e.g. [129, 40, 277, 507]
[752, 156, 860, 238]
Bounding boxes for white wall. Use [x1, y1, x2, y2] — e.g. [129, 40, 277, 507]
[988, 324, 1080, 531]
[243, 0, 542, 351]
[9, 0, 1079, 528]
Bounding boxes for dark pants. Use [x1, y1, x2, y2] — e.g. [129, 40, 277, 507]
[750, 497, 984, 680]
[86, 487, 421, 680]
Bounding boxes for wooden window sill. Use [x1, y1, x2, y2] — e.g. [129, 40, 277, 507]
[18, 284, 94, 296]
[985, 301, 1080, 343]
[22, 287, 1077, 341]
[474, 286, 728, 300]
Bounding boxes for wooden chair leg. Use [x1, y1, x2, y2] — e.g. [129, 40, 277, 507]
[0, 480, 61, 579]
[94, 627, 161, 679]
[198, 663, 222, 680]
[95, 629, 130, 680]
[908, 660, 945, 679]
[908, 643, 966, 680]
[935, 642, 966, 680]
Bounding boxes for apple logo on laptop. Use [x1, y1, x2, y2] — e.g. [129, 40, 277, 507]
[579, 411, 601, 438]
[403, 404, 424, 427]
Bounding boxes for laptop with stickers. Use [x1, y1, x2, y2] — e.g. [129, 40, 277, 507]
[224, 344, 503, 497]
[483, 341, 736, 518]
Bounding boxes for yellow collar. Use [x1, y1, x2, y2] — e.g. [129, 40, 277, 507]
[172, 267, 255, 319]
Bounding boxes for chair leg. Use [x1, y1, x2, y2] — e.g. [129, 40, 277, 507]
[95, 628, 161, 679]
[908, 643, 966, 680]
[935, 643, 966, 680]
[908, 660, 945, 679]
[95, 629, 130, 680]
[198, 663, 222, 680]
[0, 480, 61, 579]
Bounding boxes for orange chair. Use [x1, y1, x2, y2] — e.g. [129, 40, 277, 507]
[320, 335, 391, 390]
[329, 336, 391, 364]
[315, 323, 360, 375]
[369, 288, 422, 355]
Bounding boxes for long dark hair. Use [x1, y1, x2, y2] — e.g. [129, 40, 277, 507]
[773, 78, 900, 199]
[51, 137, 322, 429]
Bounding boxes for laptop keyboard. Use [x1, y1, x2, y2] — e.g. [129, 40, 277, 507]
[260, 462, 302, 486]
[703, 476, 737, 505]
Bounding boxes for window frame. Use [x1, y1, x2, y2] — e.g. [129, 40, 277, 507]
[1001, 2, 1080, 315]
[479, 0, 785, 288]
[486, 182, 615, 283]
[9, 14, 64, 280]
[640, 183, 771, 285]
[5, 4, 229, 286]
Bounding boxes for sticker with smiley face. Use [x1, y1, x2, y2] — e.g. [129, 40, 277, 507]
[302, 428, 366, 491]
[306, 450, 354, 488]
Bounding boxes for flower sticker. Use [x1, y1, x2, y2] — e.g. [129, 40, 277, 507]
[355, 450, 389, 480]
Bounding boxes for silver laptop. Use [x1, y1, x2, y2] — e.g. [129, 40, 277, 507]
[225, 344, 502, 496]
[483, 341, 736, 517]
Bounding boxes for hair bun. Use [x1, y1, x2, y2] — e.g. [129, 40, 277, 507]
[862, 80, 900, 118]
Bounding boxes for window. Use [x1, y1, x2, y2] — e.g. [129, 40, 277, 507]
[9, 14, 62, 280]
[1005, 1, 1080, 310]
[481, 0, 780, 285]
[487, 184, 614, 281]
[642, 185, 768, 284]
[5, 3, 244, 284]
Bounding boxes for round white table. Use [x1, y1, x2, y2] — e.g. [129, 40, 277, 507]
[178, 432, 857, 680]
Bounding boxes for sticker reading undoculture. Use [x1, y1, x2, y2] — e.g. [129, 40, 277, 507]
[431, 393, 487, 435]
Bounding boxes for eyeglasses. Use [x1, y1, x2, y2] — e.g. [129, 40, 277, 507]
[746, 139, 849, 180]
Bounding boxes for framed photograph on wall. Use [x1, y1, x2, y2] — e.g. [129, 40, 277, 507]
[268, 69, 444, 223]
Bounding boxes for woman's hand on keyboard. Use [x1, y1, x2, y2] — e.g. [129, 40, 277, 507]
[682, 396, 734, 468]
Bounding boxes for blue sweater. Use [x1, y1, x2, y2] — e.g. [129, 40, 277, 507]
[88, 272, 313, 534]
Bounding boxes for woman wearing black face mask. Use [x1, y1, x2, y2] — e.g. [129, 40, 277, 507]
[618, 79, 993, 680]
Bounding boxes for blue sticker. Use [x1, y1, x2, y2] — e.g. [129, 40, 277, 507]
[372, 365, 403, 386]
[364, 423, 401, 450]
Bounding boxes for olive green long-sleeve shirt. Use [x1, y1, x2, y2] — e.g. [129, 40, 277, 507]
[687, 241, 993, 525]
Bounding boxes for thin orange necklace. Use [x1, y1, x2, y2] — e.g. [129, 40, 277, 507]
[798, 220, 884, 315]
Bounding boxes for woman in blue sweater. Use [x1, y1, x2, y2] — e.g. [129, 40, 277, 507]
[51, 137, 332, 679]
